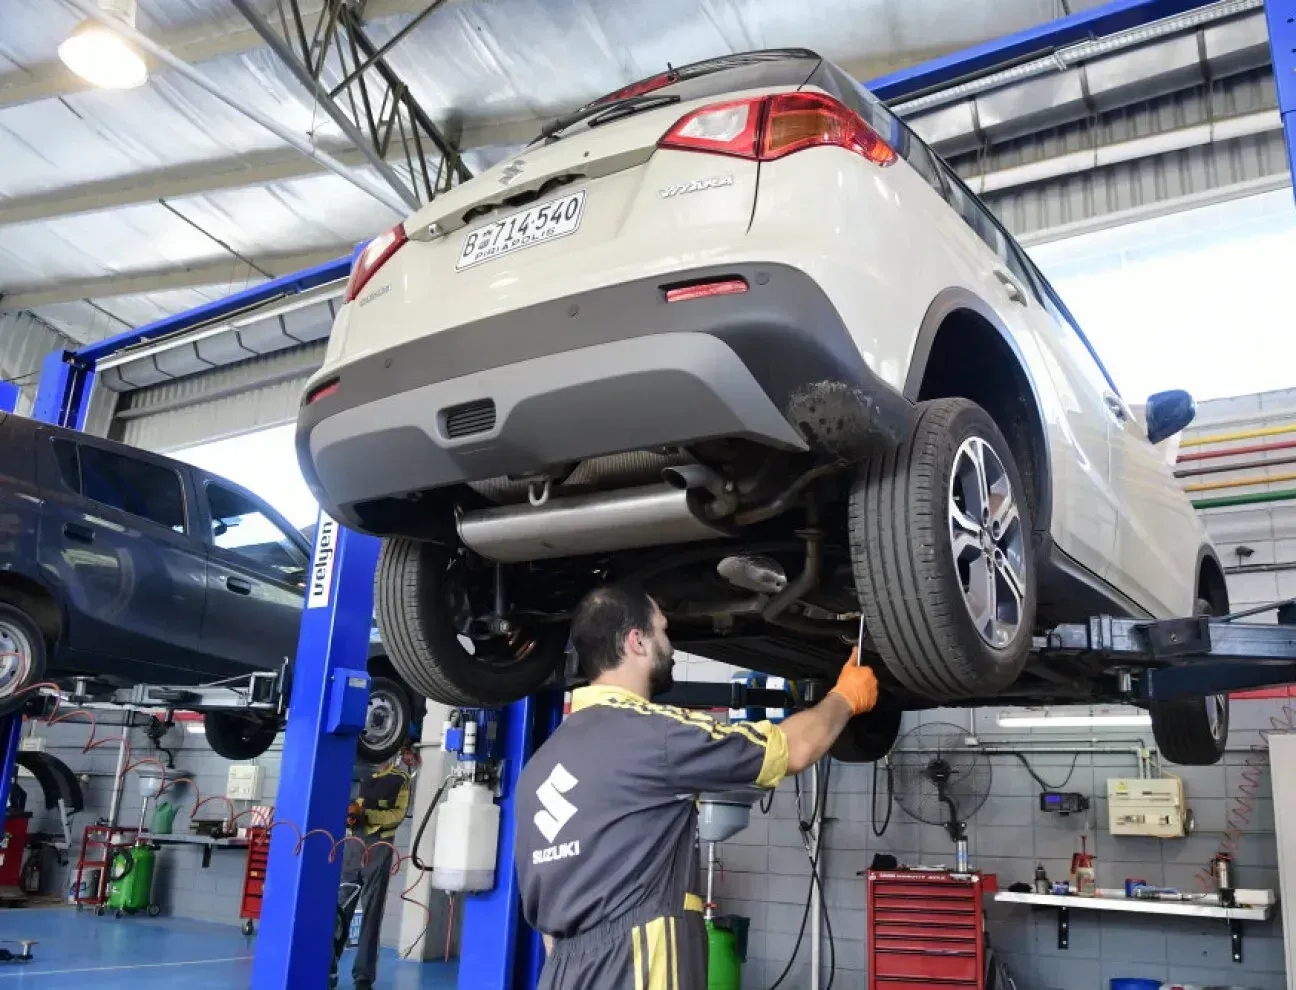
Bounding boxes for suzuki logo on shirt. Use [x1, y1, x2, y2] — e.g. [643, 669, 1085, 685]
[534, 762, 578, 843]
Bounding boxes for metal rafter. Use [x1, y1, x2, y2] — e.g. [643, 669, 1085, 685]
[233, 0, 470, 212]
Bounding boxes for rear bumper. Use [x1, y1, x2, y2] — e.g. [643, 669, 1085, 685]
[297, 262, 914, 530]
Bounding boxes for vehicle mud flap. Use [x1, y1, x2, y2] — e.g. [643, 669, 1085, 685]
[786, 380, 915, 459]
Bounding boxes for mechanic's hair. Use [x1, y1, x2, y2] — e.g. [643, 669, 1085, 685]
[570, 584, 658, 680]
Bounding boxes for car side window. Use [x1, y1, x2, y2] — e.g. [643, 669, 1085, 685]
[78, 444, 186, 533]
[206, 482, 308, 585]
[50, 439, 81, 493]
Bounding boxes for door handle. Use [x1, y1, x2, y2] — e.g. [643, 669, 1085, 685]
[994, 269, 1027, 306]
[63, 522, 95, 543]
[1104, 393, 1129, 423]
[225, 576, 253, 595]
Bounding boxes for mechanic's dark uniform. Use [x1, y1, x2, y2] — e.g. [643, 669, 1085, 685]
[516, 684, 788, 990]
[333, 764, 410, 987]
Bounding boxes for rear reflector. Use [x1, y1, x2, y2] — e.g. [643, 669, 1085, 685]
[658, 91, 896, 167]
[665, 279, 748, 303]
[306, 380, 340, 405]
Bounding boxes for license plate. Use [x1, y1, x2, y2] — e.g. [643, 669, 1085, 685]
[455, 190, 587, 271]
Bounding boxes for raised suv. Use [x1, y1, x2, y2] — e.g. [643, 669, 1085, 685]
[296, 49, 1227, 765]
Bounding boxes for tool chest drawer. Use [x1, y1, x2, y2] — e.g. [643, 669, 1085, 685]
[867, 870, 996, 990]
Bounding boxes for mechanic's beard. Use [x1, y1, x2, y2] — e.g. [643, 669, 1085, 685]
[648, 644, 675, 697]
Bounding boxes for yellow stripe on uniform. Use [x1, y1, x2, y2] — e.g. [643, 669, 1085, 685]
[683, 892, 703, 912]
[645, 917, 669, 990]
[632, 926, 645, 990]
[755, 722, 790, 789]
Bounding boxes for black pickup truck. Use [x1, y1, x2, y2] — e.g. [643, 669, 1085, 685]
[0, 411, 417, 763]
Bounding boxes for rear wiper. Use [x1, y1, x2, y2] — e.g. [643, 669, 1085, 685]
[533, 94, 682, 146]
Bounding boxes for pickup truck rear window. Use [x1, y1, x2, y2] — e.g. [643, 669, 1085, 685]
[62, 441, 186, 534]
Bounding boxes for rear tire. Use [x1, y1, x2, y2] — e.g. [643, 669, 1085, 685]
[849, 398, 1036, 701]
[375, 538, 566, 707]
[203, 711, 280, 761]
[0, 602, 47, 717]
[830, 701, 902, 764]
[1149, 598, 1229, 766]
[356, 676, 413, 764]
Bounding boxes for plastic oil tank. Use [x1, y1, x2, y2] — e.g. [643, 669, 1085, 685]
[431, 781, 500, 891]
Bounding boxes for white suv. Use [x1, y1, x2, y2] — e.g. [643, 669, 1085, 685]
[296, 50, 1228, 765]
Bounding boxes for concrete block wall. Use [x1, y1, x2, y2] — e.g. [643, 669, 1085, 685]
[17, 714, 447, 953]
[712, 702, 1288, 990]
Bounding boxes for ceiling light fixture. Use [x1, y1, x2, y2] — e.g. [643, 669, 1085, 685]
[997, 707, 1152, 729]
[59, 0, 149, 90]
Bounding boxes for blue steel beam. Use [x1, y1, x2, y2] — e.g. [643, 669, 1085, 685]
[0, 380, 18, 415]
[0, 717, 20, 842]
[1265, 0, 1296, 203]
[31, 351, 94, 431]
[74, 254, 351, 363]
[868, 0, 1219, 101]
[251, 515, 379, 990]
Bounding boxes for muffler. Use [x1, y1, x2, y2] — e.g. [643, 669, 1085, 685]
[458, 481, 731, 563]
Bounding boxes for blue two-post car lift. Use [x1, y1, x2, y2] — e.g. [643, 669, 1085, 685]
[3, 1, 1296, 985]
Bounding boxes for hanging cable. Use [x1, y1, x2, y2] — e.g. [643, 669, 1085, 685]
[410, 775, 452, 872]
[1010, 752, 1080, 791]
[871, 758, 893, 837]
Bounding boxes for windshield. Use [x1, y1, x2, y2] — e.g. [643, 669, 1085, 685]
[531, 49, 823, 145]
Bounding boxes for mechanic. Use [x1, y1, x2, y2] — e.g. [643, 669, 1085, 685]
[516, 584, 878, 990]
[331, 746, 414, 990]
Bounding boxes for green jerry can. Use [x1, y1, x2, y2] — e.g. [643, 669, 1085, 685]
[105, 841, 160, 917]
[706, 916, 747, 990]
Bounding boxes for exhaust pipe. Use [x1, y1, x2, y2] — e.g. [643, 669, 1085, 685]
[458, 481, 731, 562]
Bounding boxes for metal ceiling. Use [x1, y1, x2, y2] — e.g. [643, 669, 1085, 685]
[0, 0, 1280, 360]
[0, 0, 1106, 342]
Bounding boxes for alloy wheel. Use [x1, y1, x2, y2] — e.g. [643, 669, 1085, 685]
[948, 436, 1028, 648]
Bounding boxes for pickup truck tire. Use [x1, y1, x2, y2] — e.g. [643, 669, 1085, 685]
[376, 538, 566, 707]
[849, 398, 1035, 701]
[0, 602, 46, 716]
[203, 711, 280, 761]
[830, 700, 902, 764]
[1149, 598, 1229, 766]
[357, 676, 413, 764]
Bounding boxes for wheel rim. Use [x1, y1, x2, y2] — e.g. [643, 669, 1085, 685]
[363, 690, 403, 751]
[1206, 692, 1227, 740]
[948, 436, 1027, 649]
[0, 619, 33, 701]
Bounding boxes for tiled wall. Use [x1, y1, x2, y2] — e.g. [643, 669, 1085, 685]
[17, 716, 450, 952]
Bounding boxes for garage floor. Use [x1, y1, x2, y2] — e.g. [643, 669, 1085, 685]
[0, 909, 457, 988]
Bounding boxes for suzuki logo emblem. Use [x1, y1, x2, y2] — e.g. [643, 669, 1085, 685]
[499, 159, 527, 186]
[533, 763, 578, 843]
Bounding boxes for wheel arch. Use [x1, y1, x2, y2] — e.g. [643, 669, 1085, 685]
[0, 572, 64, 649]
[904, 287, 1053, 536]
[1196, 546, 1230, 614]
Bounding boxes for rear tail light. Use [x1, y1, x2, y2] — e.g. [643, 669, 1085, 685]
[658, 92, 896, 166]
[345, 223, 408, 303]
[306, 379, 340, 405]
[665, 278, 748, 303]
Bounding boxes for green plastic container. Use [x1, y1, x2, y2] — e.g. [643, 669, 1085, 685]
[106, 842, 156, 914]
[707, 917, 746, 990]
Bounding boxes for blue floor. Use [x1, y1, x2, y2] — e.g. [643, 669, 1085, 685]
[0, 908, 458, 988]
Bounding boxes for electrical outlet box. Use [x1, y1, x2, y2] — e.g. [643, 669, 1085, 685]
[1108, 777, 1187, 838]
[226, 764, 265, 801]
[18, 737, 45, 752]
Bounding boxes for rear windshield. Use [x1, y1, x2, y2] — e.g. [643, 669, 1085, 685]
[533, 49, 823, 144]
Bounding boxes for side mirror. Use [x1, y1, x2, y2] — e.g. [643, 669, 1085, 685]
[1146, 389, 1196, 445]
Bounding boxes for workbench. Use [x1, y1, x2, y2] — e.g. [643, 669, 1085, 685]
[149, 834, 250, 869]
[994, 888, 1275, 963]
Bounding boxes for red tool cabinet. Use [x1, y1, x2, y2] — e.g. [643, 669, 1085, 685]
[238, 827, 270, 933]
[866, 870, 997, 990]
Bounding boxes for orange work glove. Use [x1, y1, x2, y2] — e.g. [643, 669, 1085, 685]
[829, 647, 879, 716]
[346, 800, 363, 829]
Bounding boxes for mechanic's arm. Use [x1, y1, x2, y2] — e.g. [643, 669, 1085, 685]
[782, 654, 877, 775]
[659, 653, 877, 791]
